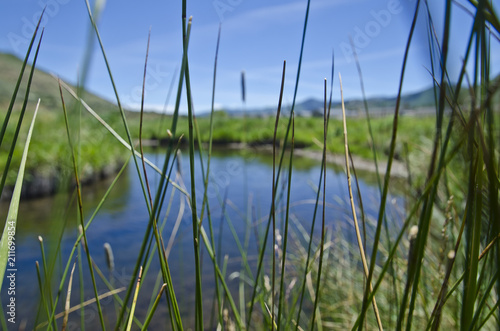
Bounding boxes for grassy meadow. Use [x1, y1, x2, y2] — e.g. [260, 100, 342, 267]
[0, 0, 500, 330]
[0, 59, 436, 193]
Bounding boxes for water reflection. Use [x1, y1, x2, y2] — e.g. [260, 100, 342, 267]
[0, 148, 405, 329]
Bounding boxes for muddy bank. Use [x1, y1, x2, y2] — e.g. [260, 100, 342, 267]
[1, 161, 123, 201]
[195, 141, 409, 179]
[2, 140, 408, 201]
[145, 137, 409, 178]
[294, 149, 408, 178]
[203, 141, 409, 179]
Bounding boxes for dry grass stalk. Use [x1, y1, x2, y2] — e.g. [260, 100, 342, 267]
[62, 262, 76, 331]
[339, 72, 383, 331]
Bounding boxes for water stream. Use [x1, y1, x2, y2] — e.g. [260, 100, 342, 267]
[0, 148, 405, 329]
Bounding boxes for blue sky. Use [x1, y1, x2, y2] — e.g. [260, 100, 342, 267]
[1, 0, 498, 113]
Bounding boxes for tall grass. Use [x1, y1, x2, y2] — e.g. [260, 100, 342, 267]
[0, 0, 499, 330]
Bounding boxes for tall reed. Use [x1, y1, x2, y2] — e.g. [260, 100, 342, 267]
[0, 0, 498, 330]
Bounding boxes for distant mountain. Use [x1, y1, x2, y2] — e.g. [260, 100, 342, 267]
[2, 51, 494, 119]
[215, 87, 439, 118]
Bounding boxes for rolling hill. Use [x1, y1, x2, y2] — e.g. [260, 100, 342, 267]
[0, 52, 121, 115]
[0, 52, 126, 199]
[1, 51, 496, 199]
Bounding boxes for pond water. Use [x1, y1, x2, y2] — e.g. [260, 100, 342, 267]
[0, 148, 405, 330]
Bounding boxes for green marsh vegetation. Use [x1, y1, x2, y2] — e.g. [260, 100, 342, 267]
[0, 0, 499, 330]
[0, 51, 435, 195]
[0, 35, 438, 197]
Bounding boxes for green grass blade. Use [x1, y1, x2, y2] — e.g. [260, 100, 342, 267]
[197, 23, 224, 327]
[39, 236, 57, 331]
[293, 50, 334, 330]
[350, 38, 398, 321]
[310, 78, 329, 331]
[139, 29, 154, 208]
[83, 0, 151, 215]
[0, 30, 44, 200]
[0, 9, 44, 149]
[0, 99, 40, 288]
[247, 1, 311, 326]
[271, 61, 286, 331]
[111, 8, 195, 329]
[60, 79, 107, 331]
[467, 268, 499, 330]
[277, 113, 294, 330]
[134, 33, 184, 331]
[356, 0, 422, 328]
[58, 76, 186, 330]
[78, 236, 85, 330]
[340, 74, 383, 330]
[45, 156, 131, 330]
[198, 224, 243, 328]
[126, 267, 143, 331]
[115, 15, 195, 329]
[183, 14, 204, 330]
[352, 111, 477, 330]
[141, 284, 167, 330]
[56, 78, 188, 196]
[36, 261, 51, 327]
[468, 0, 500, 34]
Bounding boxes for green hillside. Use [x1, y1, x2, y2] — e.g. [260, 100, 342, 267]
[0, 52, 129, 198]
[0, 53, 121, 114]
[2, 51, 489, 199]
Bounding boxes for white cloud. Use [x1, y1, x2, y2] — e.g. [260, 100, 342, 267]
[219, 0, 352, 33]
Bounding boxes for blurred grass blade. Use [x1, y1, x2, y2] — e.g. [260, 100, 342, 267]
[468, 0, 500, 34]
[277, 112, 294, 330]
[56, 78, 188, 196]
[0, 30, 44, 200]
[248, 0, 311, 326]
[45, 156, 131, 330]
[141, 284, 167, 330]
[0, 99, 40, 289]
[357, 0, 421, 328]
[198, 23, 224, 327]
[62, 263, 76, 331]
[430, 250, 456, 331]
[36, 288, 127, 329]
[126, 267, 143, 331]
[36, 261, 51, 328]
[38, 236, 57, 330]
[271, 60, 286, 331]
[60, 79, 107, 331]
[310, 78, 329, 331]
[294, 51, 334, 330]
[139, 28, 154, 209]
[181, 7, 204, 328]
[0, 9, 44, 149]
[339, 73, 383, 330]
[83, 0, 151, 216]
[350, 36, 398, 314]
